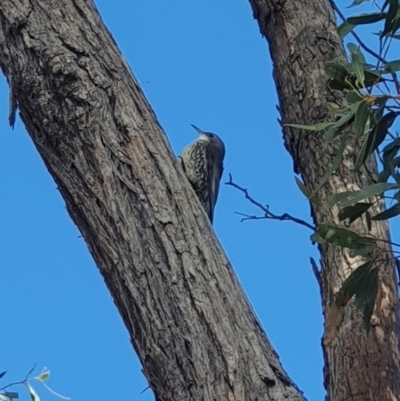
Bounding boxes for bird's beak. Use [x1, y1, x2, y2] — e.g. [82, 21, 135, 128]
[191, 124, 207, 139]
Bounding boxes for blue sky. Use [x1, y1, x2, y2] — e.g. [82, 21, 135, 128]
[0, 1, 395, 401]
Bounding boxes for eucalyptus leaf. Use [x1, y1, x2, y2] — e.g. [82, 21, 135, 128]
[1, 392, 18, 400]
[337, 261, 373, 304]
[382, 0, 398, 36]
[295, 177, 312, 199]
[310, 231, 326, 245]
[336, 260, 378, 332]
[355, 111, 397, 169]
[347, 43, 366, 87]
[347, 13, 387, 25]
[366, 211, 372, 231]
[323, 127, 340, 142]
[354, 265, 378, 332]
[371, 202, 400, 220]
[385, 59, 400, 72]
[392, 171, 400, 185]
[382, 137, 400, 152]
[325, 182, 397, 209]
[354, 100, 371, 137]
[317, 224, 375, 249]
[347, 0, 371, 7]
[326, 63, 352, 90]
[327, 108, 357, 135]
[338, 202, 373, 223]
[346, 91, 363, 104]
[338, 21, 355, 39]
[285, 122, 335, 131]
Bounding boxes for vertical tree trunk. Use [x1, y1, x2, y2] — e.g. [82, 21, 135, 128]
[0, 1, 305, 401]
[248, 0, 400, 400]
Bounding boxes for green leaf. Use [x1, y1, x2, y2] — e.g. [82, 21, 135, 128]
[392, 171, 400, 185]
[346, 91, 363, 104]
[295, 177, 312, 199]
[357, 268, 378, 332]
[312, 133, 348, 196]
[382, 0, 398, 36]
[371, 97, 388, 124]
[388, 156, 400, 184]
[285, 122, 335, 131]
[37, 368, 50, 382]
[322, 108, 357, 143]
[355, 111, 397, 169]
[337, 261, 373, 304]
[317, 224, 375, 249]
[24, 384, 40, 401]
[347, 0, 371, 7]
[338, 202, 373, 223]
[347, 13, 387, 25]
[354, 100, 371, 137]
[333, 107, 357, 128]
[323, 127, 340, 142]
[384, 59, 400, 72]
[392, 17, 400, 35]
[338, 21, 355, 39]
[379, 141, 400, 182]
[388, 33, 400, 39]
[363, 70, 382, 87]
[1, 392, 19, 400]
[310, 231, 326, 245]
[382, 136, 400, 152]
[366, 211, 372, 231]
[336, 260, 378, 332]
[371, 202, 400, 220]
[347, 43, 366, 87]
[325, 182, 397, 209]
[326, 63, 352, 91]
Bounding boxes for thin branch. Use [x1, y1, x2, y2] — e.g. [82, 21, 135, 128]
[225, 174, 315, 231]
[0, 364, 36, 392]
[375, 237, 400, 249]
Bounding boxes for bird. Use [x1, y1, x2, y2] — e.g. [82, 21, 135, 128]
[180, 124, 225, 224]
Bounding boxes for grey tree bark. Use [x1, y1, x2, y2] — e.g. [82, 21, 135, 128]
[0, 1, 305, 401]
[1, 0, 399, 400]
[248, 0, 400, 400]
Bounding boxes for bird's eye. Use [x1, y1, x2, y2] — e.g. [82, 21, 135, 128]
[208, 133, 215, 138]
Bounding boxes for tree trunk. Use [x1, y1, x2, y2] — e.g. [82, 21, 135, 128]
[0, 1, 305, 401]
[248, 0, 400, 400]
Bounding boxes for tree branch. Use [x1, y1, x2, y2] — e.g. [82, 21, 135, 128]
[226, 174, 315, 231]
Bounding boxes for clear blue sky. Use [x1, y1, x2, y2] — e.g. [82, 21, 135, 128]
[1, 1, 395, 401]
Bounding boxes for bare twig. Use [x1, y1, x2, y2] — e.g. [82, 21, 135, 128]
[375, 237, 400, 249]
[225, 174, 315, 231]
[0, 364, 36, 392]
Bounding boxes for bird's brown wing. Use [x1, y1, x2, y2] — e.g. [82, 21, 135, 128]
[181, 142, 211, 219]
[206, 149, 224, 224]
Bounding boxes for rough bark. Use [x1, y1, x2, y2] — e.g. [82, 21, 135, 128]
[248, 1, 400, 400]
[0, 1, 306, 401]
